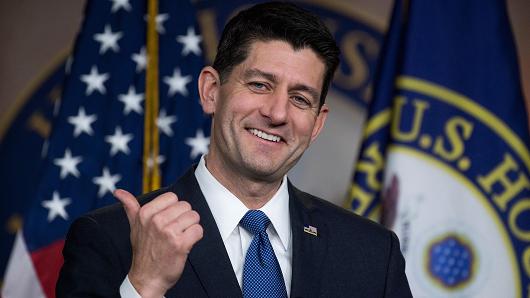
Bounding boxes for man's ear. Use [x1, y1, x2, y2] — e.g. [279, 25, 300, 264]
[310, 104, 329, 144]
[198, 66, 220, 115]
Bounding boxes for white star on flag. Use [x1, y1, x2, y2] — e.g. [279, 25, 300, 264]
[41, 191, 71, 222]
[118, 86, 144, 115]
[156, 14, 169, 34]
[68, 107, 97, 137]
[185, 129, 210, 159]
[176, 27, 202, 56]
[93, 24, 123, 54]
[156, 109, 177, 136]
[163, 68, 192, 97]
[80, 66, 110, 95]
[53, 148, 83, 179]
[105, 126, 133, 156]
[93, 167, 121, 198]
[110, 0, 131, 13]
[146, 154, 166, 170]
[144, 13, 169, 34]
[131, 47, 147, 72]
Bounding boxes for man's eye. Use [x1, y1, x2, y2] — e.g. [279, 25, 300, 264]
[291, 95, 311, 108]
[249, 82, 267, 90]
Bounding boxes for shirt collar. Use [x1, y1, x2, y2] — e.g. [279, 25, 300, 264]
[194, 155, 291, 251]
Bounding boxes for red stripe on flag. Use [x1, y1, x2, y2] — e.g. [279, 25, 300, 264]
[30, 240, 65, 298]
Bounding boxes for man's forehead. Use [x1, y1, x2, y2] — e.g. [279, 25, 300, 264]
[235, 40, 325, 85]
[244, 40, 319, 62]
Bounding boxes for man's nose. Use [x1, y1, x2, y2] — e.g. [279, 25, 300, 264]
[260, 92, 289, 125]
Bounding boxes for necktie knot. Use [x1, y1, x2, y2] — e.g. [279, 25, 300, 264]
[240, 210, 271, 235]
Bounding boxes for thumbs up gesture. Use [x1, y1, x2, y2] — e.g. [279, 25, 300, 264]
[114, 189, 203, 298]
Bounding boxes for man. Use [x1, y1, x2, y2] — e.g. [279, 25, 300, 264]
[57, 2, 411, 297]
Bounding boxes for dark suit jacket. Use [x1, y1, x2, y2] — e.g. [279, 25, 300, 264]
[56, 167, 412, 297]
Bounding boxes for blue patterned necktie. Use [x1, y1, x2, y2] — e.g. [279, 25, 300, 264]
[240, 210, 288, 298]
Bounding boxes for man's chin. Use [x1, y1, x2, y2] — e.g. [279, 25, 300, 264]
[242, 162, 286, 182]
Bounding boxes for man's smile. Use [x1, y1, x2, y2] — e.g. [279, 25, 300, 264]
[247, 128, 283, 143]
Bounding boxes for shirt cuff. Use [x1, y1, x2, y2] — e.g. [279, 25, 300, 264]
[119, 275, 167, 298]
[119, 275, 142, 298]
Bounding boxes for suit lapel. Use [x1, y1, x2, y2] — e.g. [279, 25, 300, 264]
[288, 182, 328, 298]
[170, 169, 242, 298]
[163, 169, 328, 298]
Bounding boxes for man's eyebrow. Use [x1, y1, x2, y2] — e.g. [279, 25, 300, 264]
[291, 83, 320, 104]
[243, 68, 278, 84]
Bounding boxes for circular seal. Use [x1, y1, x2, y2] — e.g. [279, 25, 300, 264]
[350, 75, 530, 297]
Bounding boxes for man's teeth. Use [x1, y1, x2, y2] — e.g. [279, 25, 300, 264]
[249, 128, 281, 142]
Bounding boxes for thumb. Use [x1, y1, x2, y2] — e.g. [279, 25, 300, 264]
[114, 189, 140, 225]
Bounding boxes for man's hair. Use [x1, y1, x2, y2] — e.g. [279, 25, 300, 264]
[212, 1, 340, 108]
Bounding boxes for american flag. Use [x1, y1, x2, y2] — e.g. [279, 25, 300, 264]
[2, 0, 210, 297]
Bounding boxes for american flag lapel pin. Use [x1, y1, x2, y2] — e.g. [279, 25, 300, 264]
[303, 225, 318, 236]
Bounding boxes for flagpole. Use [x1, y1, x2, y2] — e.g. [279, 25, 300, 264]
[143, 0, 161, 193]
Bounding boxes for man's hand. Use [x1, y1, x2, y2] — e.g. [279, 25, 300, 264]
[114, 189, 203, 298]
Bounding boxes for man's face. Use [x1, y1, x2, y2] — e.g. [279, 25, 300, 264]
[201, 40, 328, 183]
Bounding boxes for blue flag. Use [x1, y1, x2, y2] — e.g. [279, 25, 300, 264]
[0, 60, 66, 286]
[348, 0, 530, 296]
[2, 0, 210, 297]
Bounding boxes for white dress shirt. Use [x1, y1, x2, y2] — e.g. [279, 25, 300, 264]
[120, 156, 292, 297]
